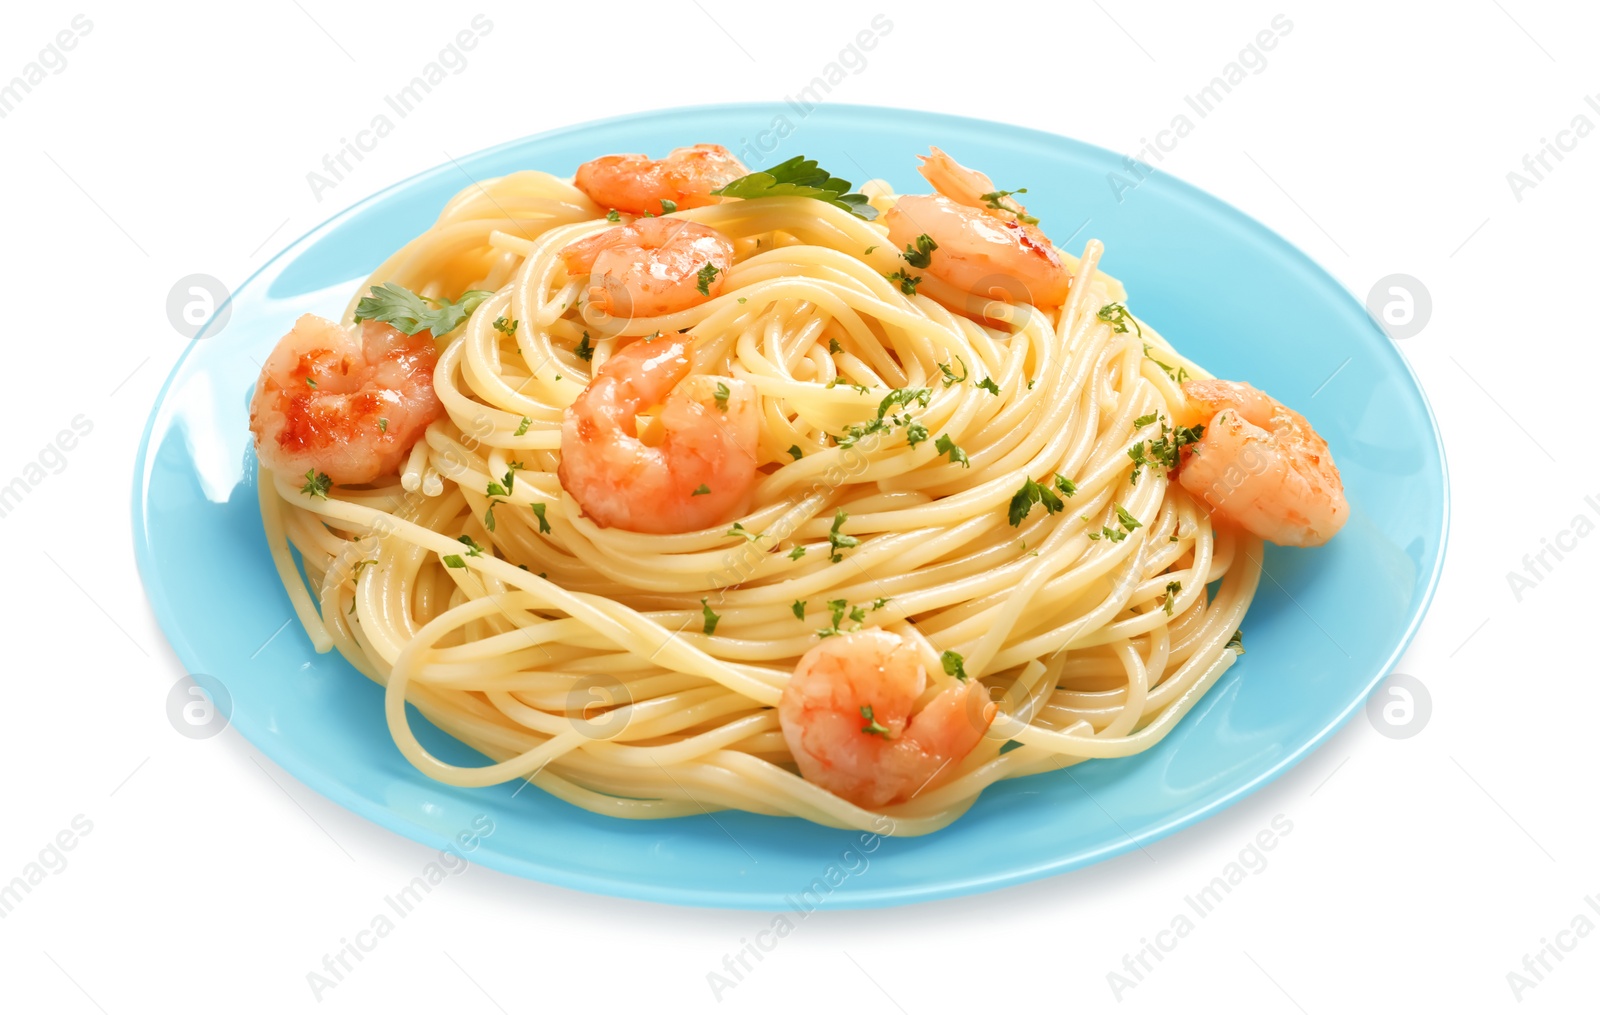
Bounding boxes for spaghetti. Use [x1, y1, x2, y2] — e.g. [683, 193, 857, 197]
[254, 148, 1293, 836]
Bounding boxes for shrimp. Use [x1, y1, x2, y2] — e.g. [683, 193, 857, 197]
[779, 630, 995, 809]
[1174, 378, 1348, 547]
[573, 144, 747, 216]
[882, 147, 1071, 307]
[560, 217, 736, 320]
[557, 335, 758, 533]
[249, 313, 443, 486]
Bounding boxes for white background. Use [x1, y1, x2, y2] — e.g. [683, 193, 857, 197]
[1, 1, 1595, 1011]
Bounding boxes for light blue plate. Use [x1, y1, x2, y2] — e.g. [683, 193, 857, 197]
[133, 104, 1447, 909]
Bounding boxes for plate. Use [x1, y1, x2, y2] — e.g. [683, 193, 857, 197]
[133, 104, 1447, 909]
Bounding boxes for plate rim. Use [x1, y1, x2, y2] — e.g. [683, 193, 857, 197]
[132, 101, 1450, 909]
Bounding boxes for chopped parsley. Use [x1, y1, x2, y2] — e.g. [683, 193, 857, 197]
[860, 705, 889, 736]
[829, 337, 843, 354]
[827, 509, 858, 562]
[514, 416, 532, 436]
[574, 331, 595, 361]
[976, 377, 1001, 396]
[935, 434, 970, 468]
[696, 262, 720, 296]
[457, 534, 486, 557]
[354, 282, 492, 336]
[691, 484, 711, 496]
[788, 545, 806, 560]
[1128, 418, 1205, 483]
[941, 650, 970, 682]
[492, 316, 519, 336]
[378, 417, 388, 434]
[605, 209, 621, 222]
[442, 554, 467, 569]
[1115, 504, 1143, 532]
[792, 600, 807, 620]
[305, 376, 317, 388]
[864, 245, 877, 255]
[1055, 475, 1078, 497]
[787, 445, 804, 460]
[1096, 302, 1142, 338]
[1133, 412, 1159, 428]
[979, 188, 1039, 224]
[700, 598, 720, 635]
[714, 381, 730, 411]
[888, 269, 922, 295]
[902, 233, 938, 269]
[937, 357, 968, 387]
[1163, 580, 1182, 616]
[531, 503, 551, 534]
[1143, 343, 1190, 383]
[727, 522, 760, 543]
[711, 155, 877, 220]
[1008, 475, 1065, 526]
[905, 420, 930, 447]
[301, 470, 332, 499]
[1226, 629, 1245, 654]
[660, 198, 678, 214]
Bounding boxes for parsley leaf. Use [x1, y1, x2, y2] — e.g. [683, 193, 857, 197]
[696, 262, 720, 296]
[714, 381, 730, 411]
[574, 331, 595, 362]
[301, 470, 332, 499]
[935, 434, 970, 468]
[727, 522, 761, 543]
[700, 598, 720, 635]
[792, 600, 807, 620]
[661, 198, 678, 214]
[605, 209, 621, 222]
[531, 503, 551, 534]
[514, 416, 531, 436]
[976, 377, 1001, 396]
[711, 155, 878, 220]
[905, 420, 930, 447]
[941, 650, 969, 682]
[787, 445, 804, 460]
[1054, 475, 1077, 497]
[788, 545, 806, 560]
[1008, 476, 1065, 526]
[457, 534, 486, 557]
[979, 188, 1040, 224]
[937, 357, 969, 387]
[1133, 412, 1159, 427]
[1096, 302, 1143, 338]
[876, 387, 931, 420]
[860, 705, 890, 736]
[354, 282, 492, 336]
[442, 554, 467, 569]
[888, 269, 921, 295]
[493, 316, 519, 336]
[827, 510, 858, 562]
[1115, 503, 1142, 532]
[903, 233, 938, 269]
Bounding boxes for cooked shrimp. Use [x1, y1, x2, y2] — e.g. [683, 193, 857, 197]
[561, 217, 736, 320]
[573, 144, 747, 216]
[882, 147, 1071, 307]
[779, 630, 995, 809]
[1174, 379, 1348, 547]
[558, 335, 758, 533]
[249, 314, 443, 486]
